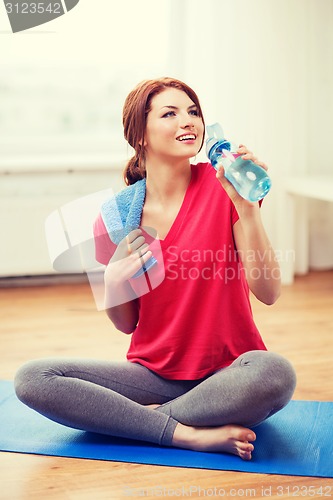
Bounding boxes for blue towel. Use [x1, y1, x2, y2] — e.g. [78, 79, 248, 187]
[101, 178, 146, 245]
[100, 179, 156, 277]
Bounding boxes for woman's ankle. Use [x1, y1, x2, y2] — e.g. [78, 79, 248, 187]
[171, 422, 196, 448]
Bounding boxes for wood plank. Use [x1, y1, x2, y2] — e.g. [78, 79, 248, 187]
[1, 271, 332, 499]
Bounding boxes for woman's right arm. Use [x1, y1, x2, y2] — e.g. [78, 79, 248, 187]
[104, 283, 139, 334]
[104, 229, 152, 334]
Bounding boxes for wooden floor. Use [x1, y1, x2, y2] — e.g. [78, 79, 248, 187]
[0, 271, 332, 499]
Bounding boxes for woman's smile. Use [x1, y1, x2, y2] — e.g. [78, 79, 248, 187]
[144, 88, 204, 161]
[176, 133, 197, 144]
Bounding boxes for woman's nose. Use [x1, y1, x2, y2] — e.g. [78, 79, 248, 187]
[180, 115, 195, 129]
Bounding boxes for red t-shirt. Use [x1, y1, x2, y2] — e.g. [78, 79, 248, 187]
[93, 162, 266, 380]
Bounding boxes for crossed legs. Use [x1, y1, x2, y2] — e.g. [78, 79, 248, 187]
[156, 350, 296, 459]
[14, 350, 296, 460]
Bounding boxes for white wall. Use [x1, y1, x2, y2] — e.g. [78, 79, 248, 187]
[306, 1, 333, 269]
[0, 0, 172, 153]
[1, 0, 332, 279]
[0, 0, 172, 277]
[168, 0, 333, 278]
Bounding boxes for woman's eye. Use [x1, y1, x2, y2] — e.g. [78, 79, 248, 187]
[161, 109, 199, 118]
[162, 111, 176, 118]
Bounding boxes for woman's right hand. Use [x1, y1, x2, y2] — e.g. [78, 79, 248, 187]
[104, 229, 152, 285]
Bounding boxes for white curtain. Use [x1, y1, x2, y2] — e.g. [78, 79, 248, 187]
[168, 0, 333, 282]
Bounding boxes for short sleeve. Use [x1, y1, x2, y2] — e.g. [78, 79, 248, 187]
[231, 202, 239, 226]
[93, 213, 117, 265]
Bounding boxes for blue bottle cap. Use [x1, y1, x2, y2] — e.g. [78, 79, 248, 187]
[206, 123, 226, 156]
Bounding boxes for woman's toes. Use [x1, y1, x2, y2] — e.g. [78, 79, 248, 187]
[172, 423, 256, 460]
[239, 448, 252, 460]
[235, 439, 254, 460]
[247, 431, 256, 442]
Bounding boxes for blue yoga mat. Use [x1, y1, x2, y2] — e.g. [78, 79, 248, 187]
[0, 380, 332, 477]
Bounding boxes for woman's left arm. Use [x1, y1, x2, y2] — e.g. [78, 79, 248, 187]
[216, 146, 281, 305]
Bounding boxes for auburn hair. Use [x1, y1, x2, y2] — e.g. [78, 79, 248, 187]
[122, 77, 205, 185]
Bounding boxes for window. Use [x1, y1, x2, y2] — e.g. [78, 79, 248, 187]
[0, 0, 171, 168]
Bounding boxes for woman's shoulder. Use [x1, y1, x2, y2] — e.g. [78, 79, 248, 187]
[191, 161, 216, 185]
[192, 161, 214, 174]
[100, 178, 146, 244]
[191, 161, 238, 218]
[114, 178, 146, 203]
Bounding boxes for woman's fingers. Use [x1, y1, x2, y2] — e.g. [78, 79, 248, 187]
[126, 228, 143, 244]
[237, 145, 268, 171]
[125, 230, 149, 255]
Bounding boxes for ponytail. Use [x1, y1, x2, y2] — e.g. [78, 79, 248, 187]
[123, 150, 146, 186]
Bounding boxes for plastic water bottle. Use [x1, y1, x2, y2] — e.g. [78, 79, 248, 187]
[206, 123, 271, 202]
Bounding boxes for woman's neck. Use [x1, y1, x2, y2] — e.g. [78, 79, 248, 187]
[145, 157, 192, 203]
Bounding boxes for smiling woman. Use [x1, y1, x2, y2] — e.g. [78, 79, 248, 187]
[145, 90, 204, 162]
[122, 78, 205, 185]
[160, 104, 200, 146]
[15, 76, 296, 462]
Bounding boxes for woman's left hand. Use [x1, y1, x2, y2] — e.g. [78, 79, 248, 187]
[215, 144, 268, 209]
[237, 144, 268, 171]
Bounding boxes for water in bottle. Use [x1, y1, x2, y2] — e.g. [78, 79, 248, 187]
[206, 123, 271, 202]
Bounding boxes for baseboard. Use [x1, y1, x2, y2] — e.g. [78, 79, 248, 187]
[0, 274, 89, 288]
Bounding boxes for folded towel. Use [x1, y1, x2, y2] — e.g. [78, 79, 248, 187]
[101, 179, 156, 277]
[101, 178, 146, 245]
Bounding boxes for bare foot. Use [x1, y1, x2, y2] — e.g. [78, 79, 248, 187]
[172, 423, 256, 461]
[145, 404, 160, 409]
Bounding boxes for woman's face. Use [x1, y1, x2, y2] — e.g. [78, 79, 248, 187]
[144, 88, 204, 163]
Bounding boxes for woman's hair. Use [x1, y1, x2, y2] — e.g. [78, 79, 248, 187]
[122, 77, 205, 185]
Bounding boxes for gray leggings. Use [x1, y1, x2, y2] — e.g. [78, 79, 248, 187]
[14, 350, 296, 447]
